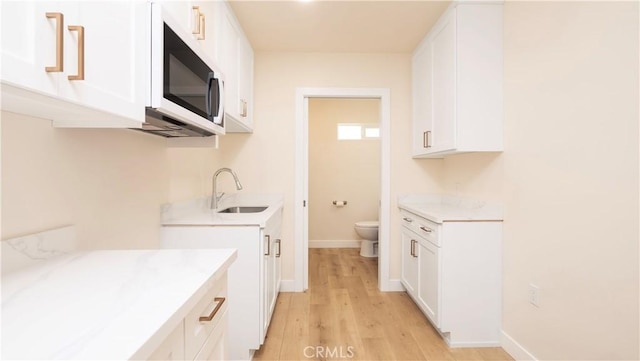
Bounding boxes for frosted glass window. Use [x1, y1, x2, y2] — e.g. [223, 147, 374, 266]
[365, 127, 380, 138]
[337, 125, 362, 140]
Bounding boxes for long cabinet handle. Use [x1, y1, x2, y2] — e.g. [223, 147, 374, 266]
[420, 226, 432, 233]
[192, 6, 201, 35]
[45, 12, 64, 72]
[67, 25, 84, 80]
[410, 239, 415, 257]
[199, 297, 225, 322]
[425, 131, 432, 148]
[198, 13, 205, 40]
[265, 235, 271, 256]
[276, 239, 281, 257]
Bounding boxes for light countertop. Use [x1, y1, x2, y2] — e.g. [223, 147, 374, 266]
[161, 193, 284, 227]
[2, 248, 237, 360]
[398, 194, 503, 223]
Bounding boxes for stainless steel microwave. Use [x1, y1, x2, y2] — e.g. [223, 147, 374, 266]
[142, 3, 225, 138]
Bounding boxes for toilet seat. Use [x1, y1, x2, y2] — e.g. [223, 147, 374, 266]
[355, 221, 378, 229]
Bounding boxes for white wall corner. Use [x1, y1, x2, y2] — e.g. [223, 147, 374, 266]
[384, 279, 406, 292]
[501, 331, 538, 361]
[279, 280, 297, 292]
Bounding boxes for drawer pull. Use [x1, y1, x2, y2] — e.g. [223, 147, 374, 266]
[199, 297, 225, 322]
[420, 226, 432, 233]
[402, 217, 413, 223]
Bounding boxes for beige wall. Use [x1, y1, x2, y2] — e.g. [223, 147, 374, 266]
[221, 52, 443, 282]
[443, 2, 639, 359]
[1, 111, 222, 249]
[308, 98, 380, 241]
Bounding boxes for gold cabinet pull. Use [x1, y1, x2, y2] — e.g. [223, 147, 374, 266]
[45, 12, 64, 72]
[240, 99, 248, 117]
[192, 6, 204, 39]
[423, 130, 432, 148]
[67, 25, 84, 80]
[265, 235, 271, 256]
[199, 297, 225, 322]
[276, 239, 281, 257]
[198, 13, 205, 40]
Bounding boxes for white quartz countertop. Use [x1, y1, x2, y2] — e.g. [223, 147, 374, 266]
[161, 193, 284, 227]
[2, 249, 237, 360]
[398, 194, 503, 223]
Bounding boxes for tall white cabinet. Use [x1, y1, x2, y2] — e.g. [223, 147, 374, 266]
[412, 2, 503, 158]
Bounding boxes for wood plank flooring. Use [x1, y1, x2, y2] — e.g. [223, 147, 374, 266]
[254, 248, 513, 361]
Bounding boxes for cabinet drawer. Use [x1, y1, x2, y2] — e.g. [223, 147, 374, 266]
[148, 321, 185, 360]
[400, 211, 441, 247]
[194, 310, 228, 360]
[185, 276, 228, 360]
[415, 218, 440, 246]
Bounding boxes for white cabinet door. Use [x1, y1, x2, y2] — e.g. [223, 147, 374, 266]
[430, 11, 457, 153]
[234, 35, 253, 131]
[262, 233, 275, 340]
[153, 0, 193, 35]
[1, 1, 60, 96]
[191, 1, 218, 60]
[411, 39, 433, 156]
[194, 312, 228, 361]
[56, 1, 146, 124]
[217, 2, 253, 133]
[400, 228, 419, 296]
[149, 322, 186, 360]
[417, 240, 440, 327]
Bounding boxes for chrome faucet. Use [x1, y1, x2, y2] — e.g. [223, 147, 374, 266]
[211, 168, 243, 209]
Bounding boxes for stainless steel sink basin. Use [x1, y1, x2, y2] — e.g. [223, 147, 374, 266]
[217, 206, 268, 214]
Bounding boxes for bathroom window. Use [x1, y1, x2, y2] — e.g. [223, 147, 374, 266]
[337, 123, 380, 140]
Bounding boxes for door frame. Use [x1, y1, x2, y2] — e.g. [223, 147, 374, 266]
[294, 87, 392, 291]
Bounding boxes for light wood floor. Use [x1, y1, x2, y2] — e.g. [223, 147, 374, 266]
[254, 248, 513, 361]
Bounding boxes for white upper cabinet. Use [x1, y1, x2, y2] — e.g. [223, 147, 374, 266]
[156, 0, 218, 60]
[217, 1, 253, 133]
[412, 2, 503, 158]
[1, 1, 147, 128]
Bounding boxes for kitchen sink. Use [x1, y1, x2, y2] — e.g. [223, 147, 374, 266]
[217, 206, 268, 214]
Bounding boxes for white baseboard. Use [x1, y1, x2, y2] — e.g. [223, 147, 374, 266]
[383, 278, 406, 292]
[309, 240, 360, 248]
[501, 331, 537, 360]
[279, 280, 296, 292]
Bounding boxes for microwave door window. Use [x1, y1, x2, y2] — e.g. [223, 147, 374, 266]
[163, 24, 213, 122]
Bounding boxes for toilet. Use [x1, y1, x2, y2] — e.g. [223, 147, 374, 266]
[354, 221, 379, 258]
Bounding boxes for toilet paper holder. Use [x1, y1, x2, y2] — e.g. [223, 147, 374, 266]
[332, 200, 348, 206]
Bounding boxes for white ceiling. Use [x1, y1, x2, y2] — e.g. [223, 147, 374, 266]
[228, 1, 451, 53]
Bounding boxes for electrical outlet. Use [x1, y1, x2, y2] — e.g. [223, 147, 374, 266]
[529, 283, 540, 307]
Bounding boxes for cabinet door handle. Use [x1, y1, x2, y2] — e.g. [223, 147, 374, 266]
[199, 297, 225, 322]
[265, 235, 271, 256]
[67, 25, 84, 80]
[240, 99, 248, 117]
[45, 12, 64, 72]
[423, 131, 427, 148]
[192, 6, 201, 35]
[402, 217, 413, 223]
[410, 239, 415, 257]
[425, 131, 432, 148]
[198, 13, 205, 40]
[276, 239, 281, 257]
[420, 226, 432, 233]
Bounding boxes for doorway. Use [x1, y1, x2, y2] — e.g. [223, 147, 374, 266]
[294, 87, 391, 292]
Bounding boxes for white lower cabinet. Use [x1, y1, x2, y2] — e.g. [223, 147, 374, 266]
[150, 272, 228, 361]
[161, 208, 283, 360]
[399, 209, 502, 347]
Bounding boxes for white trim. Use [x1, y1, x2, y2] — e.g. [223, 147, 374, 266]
[279, 280, 296, 292]
[501, 331, 538, 360]
[309, 240, 361, 248]
[295, 87, 392, 292]
[386, 279, 406, 292]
